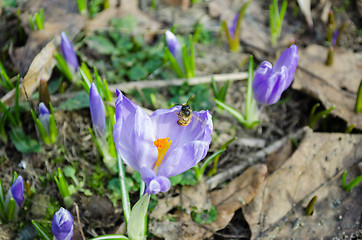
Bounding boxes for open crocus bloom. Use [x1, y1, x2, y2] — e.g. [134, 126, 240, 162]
[252, 44, 299, 105]
[113, 91, 213, 194]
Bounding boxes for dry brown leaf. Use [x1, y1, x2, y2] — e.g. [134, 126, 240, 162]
[293, 44, 362, 128]
[14, 0, 85, 74]
[150, 164, 267, 240]
[243, 131, 362, 239]
[2, 41, 56, 106]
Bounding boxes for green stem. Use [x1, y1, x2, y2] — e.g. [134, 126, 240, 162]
[244, 55, 254, 121]
[355, 79, 362, 113]
[117, 152, 131, 224]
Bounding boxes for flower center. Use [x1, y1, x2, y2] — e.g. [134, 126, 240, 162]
[153, 138, 172, 172]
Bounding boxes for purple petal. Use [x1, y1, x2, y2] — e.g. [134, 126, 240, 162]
[165, 30, 184, 71]
[273, 44, 299, 90]
[228, 13, 239, 38]
[253, 66, 288, 105]
[89, 83, 106, 136]
[332, 30, 340, 46]
[60, 32, 79, 72]
[10, 176, 24, 207]
[151, 108, 213, 177]
[39, 102, 50, 116]
[141, 167, 171, 195]
[113, 91, 158, 172]
[52, 207, 74, 240]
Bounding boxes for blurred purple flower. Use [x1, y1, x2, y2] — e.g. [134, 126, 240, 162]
[165, 30, 184, 71]
[52, 207, 74, 240]
[89, 83, 106, 136]
[38, 102, 50, 134]
[60, 32, 79, 72]
[252, 44, 299, 105]
[113, 90, 213, 195]
[10, 176, 24, 207]
[332, 30, 340, 46]
[228, 13, 239, 39]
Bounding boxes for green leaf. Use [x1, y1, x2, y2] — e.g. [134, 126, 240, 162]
[89, 234, 129, 240]
[127, 63, 148, 81]
[127, 194, 150, 240]
[170, 169, 198, 186]
[57, 91, 89, 111]
[6, 198, 15, 221]
[86, 36, 119, 55]
[191, 206, 217, 224]
[9, 128, 42, 153]
[31, 220, 52, 240]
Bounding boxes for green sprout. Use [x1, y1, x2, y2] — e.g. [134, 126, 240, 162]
[54, 168, 74, 208]
[211, 76, 229, 109]
[269, 0, 287, 47]
[305, 195, 317, 215]
[309, 103, 335, 129]
[0, 61, 14, 90]
[355, 79, 362, 113]
[214, 55, 260, 129]
[77, 0, 87, 14]
[28, 8, 44, 30]
[342, 170, 362, 191]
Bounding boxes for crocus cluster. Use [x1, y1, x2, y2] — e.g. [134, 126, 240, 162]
[113, 90, 213, 194]
[252, 44, 299, 105]
[60, 32, 79, 72]
[52, 207, 74, 240]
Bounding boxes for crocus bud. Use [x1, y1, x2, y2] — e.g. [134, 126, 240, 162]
[60, 32, 79, 72]
[165, 30, 184, 71]
[52, 207, 74, 240]
[39, 79, 50, 108]
[228, 13, 239, 39]
[38, 102, 50, 134]
[10, 176, 24, 207]
[252, 44, 299, 105]
[89, 83, 106, 136]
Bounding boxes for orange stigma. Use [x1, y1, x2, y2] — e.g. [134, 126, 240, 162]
[153, 138, 172, 172]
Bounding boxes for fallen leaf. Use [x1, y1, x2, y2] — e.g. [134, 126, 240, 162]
[149, 164, 267, 240]
[1, 41, 56, 107]
[243, 131, 362, 239]
[14, 0, 85, 74]
[293, 45, 362, 128]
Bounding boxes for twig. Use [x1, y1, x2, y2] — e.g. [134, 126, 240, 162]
[206, 127, 310, 190]
[107, 72, 248, 92]
[74, 202, 86, 240]
[50, 72, 248, 104]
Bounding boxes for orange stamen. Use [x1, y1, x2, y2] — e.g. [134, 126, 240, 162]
[153, 138, 172, 172]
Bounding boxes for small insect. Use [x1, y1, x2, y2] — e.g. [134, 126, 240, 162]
[176, 95, 195, 127]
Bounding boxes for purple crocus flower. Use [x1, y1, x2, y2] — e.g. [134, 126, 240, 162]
[165, 30, 184, 71]
[10, 176, 24, 207]
[113, 90, 213, 195]
[331, 30, 340, 46]
[252, 44, 299, 105]
[228, 13, 239, 39]
[39, 102, 50, 134]
[60, 32, 79, 72]
[89, 83, 106, 136]
[52, 207, 74, 240]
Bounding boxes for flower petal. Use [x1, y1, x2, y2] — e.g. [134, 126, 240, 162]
[158, 141, 210, 178]
[273, 44, 298, 90]
[60, 32, 79, 71]
[151, 107, 212, 149]
[10, 176, 24, 207]
[113, 92, 157, 172]
[89, 83, 106, 135]
[52, 207, 74, 240]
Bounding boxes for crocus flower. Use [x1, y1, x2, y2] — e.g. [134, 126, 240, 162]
[9, 176, 24, 207]
[113, 90, 213, 195]
[60, 32, 79, 72]
[165, 30, 184, 72]
[38, 102, 50, 134]
[228, 13, 239, 39]
[252, 44, 299, 105]
[52, 207, 74, 240]
[89, 83, 106, 136]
